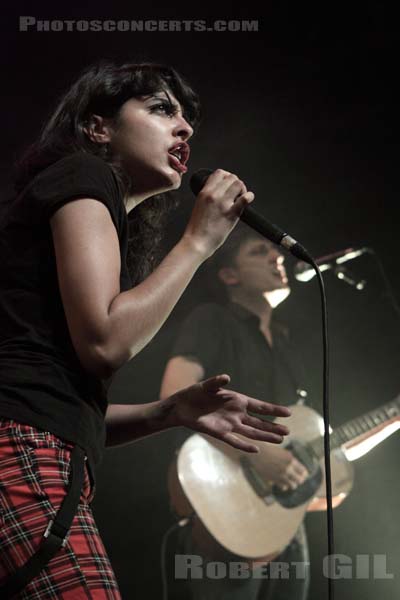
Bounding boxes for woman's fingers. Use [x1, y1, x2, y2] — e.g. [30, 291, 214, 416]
[201, 373, 231, 392]
[200, 170, 253, 218]
[235, 423, 285, 444]
[246, 397, 292, 418]
[185, 169, 256, 257]
[216, 389, 291, 418]
[189, 379, 293, 454]
[201, 170, 246, 199]
[227, 191, 255, 219]
[243, 414, 290, 436]
[219, 432, 260, 453]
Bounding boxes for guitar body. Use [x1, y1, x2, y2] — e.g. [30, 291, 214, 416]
[168, 404, 355, 562]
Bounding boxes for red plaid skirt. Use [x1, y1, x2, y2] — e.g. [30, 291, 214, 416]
[0, 418, 121, 599]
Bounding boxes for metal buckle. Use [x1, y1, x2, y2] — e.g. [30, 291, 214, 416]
[43, 519, 69, 548]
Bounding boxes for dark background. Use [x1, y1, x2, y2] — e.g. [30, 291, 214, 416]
[1, 4, 399, 599]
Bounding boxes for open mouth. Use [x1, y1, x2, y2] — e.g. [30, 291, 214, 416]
[168, 142, 190, 174]
[272, 267, 288, 282]
[168, 153, 188, 174]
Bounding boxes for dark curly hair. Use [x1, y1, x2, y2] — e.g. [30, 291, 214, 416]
[13, 59, 201, 284]
[201, 223, 263, 304]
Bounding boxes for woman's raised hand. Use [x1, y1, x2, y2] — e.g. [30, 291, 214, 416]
[183, 169, 255, 259]
[164, 373, 291, 453]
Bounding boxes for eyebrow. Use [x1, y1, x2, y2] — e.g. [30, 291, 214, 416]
[248, 241, 273, 250]
[145, 92, 183, 112]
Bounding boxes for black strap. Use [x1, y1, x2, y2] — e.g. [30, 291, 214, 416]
[0, 443, 86, 599]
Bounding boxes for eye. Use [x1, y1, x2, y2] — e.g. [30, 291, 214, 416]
[250, 246, 269, 256]
[149, 101, 178, 117]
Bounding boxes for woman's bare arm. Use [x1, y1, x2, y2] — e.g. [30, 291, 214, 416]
[159, 356, 205, 400]
[50, 170, 254, 379]
[105, 374, 291, 453]
[51, 199, 207, 379]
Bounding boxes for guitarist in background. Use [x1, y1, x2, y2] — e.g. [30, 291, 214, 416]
[160, 223, 310, 600]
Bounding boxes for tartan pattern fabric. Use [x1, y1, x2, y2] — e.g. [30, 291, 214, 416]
[0, 418, 121, 599]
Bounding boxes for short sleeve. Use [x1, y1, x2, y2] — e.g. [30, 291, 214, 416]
[170, 303, 225, 373]
[29, 152, 123, 233]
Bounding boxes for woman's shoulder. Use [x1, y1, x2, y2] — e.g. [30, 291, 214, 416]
[33, 151, 117, 186]
[22, 151, 125, 226]
[33, 151, 122, 200]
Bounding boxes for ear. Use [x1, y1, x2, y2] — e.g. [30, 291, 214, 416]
[83, 114, 113, 144]
[218, 266, 239, 287]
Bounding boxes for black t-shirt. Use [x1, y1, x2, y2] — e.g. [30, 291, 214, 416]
[0, 151, 132, 486]
[170, 302, 305, 407]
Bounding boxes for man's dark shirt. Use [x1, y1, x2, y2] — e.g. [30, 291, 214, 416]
[170, 301, 304, 407]
[167, 301, 309, 600]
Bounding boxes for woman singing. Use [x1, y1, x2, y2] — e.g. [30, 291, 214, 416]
[0, 60, 290, 598]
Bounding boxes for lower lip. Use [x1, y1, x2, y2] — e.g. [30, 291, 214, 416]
[273, 270, 287, 281]
[168, 153, 188, 174]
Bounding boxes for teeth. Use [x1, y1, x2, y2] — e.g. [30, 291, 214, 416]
[170, 150, 182, 162]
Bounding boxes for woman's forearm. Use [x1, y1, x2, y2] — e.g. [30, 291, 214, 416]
[100, 236, 205, 376]
[104, 376, 292, 453]
[104, 399, 176, 447]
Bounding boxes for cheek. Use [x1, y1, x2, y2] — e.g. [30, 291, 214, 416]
[244, 269, 266, 287]
[118, 128, 157, 163]
[138, 125, 167, 160]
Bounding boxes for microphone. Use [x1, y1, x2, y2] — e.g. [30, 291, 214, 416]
[294, 247, 370, 282]
[190, 169, 313, 264]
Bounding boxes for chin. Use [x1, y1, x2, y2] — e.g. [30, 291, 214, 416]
[264, 287, 291, 308]
[170, 175, 183, 190]
[133, 164, 182, 196]
[158, 168, 183, 192]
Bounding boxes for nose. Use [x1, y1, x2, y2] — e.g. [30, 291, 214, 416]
[172, 114, 194, 141]
[268, 245, 284, 262]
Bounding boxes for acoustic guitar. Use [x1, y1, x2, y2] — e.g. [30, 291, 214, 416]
[168, 395, 399, 564]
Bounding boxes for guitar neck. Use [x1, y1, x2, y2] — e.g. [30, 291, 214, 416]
[309, 394, 400, 459]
